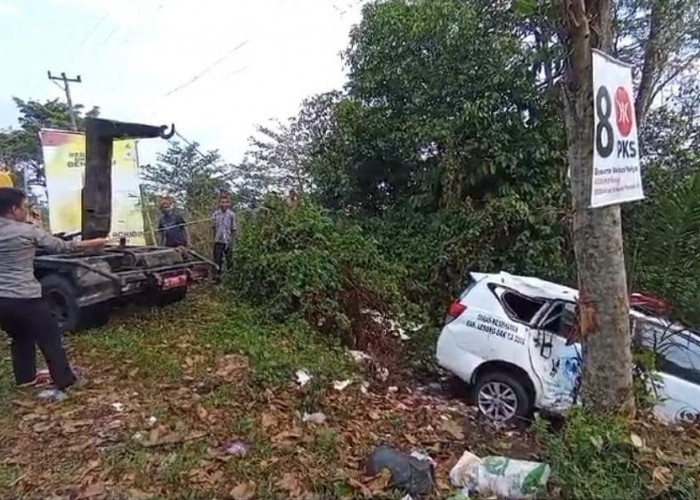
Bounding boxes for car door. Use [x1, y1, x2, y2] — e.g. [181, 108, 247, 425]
[528, 301, 582, 412]
[637, 321, 700, 423]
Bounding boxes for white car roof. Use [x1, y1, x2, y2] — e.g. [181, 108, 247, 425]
[472, 271, 691, 332]
[472, 271, 578, 302]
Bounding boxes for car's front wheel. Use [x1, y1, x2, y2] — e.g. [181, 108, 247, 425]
[474, 372, 532, 423]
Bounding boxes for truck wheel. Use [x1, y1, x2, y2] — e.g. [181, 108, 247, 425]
[154, 287, 187, 307]
[78, 303, 111, 330]
[40, 274, 79, 333]
[474, 372, 532, 424]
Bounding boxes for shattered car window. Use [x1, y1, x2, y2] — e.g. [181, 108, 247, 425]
[540, 302, 576, 337]
[499, 290, 546, 323]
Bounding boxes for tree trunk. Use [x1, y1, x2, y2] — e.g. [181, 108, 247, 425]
[635, 2, 664, 128]
[561, 0, 636, 417]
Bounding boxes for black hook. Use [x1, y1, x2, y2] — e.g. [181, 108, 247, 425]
[159, 124, 176, 140]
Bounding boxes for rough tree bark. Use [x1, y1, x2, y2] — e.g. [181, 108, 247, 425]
[561, 0, 636, 416]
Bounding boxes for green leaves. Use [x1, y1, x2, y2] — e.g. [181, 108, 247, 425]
[230, 197, 405, 346]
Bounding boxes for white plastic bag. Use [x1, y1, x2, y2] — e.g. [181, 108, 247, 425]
[449, 451, 550, 500]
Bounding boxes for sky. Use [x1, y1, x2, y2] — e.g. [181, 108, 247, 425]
[0, 0, 363, 165]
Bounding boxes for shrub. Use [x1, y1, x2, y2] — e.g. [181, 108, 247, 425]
[369, 196, 572, 323]
[231, 196, 406, 353]
[536, 410, 697, 500]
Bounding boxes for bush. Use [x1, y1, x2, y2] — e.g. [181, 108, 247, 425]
[536, 410, 697, 500]
[369, 195, 572, 323]
[231, 196, 406, 352]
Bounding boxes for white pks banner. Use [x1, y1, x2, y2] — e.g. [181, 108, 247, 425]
[591, 49, 644, 208]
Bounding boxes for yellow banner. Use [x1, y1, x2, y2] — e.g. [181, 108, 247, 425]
[39, 129, 146, 245]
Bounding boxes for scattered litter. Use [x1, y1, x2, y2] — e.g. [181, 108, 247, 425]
[410, 451, 436, 466]
[111, 402, 125, 412]
[449, 450, 550, 500]
[302, 412, 327, 424]
[37, 389, 68, 402]
[221, 440, 249, 456]
[367, 445, 434, 496]
[349, 350, 372, 363]
[388, 386, 399, 393]
[333, 379, 352, 391]
[146, 416, 158, 427]
[295, 369, 312, 387]
[132, 431, 147, 444]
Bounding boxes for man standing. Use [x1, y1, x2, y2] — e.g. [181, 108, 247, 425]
[157, 197, 189, 248]
[212, 194, 236, 282]
[0, 188, 106, 393]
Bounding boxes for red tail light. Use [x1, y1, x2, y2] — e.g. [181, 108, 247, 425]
[445, 300, 467, 325]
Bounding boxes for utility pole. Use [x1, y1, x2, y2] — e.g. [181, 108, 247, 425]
[47, 71, 82, 131]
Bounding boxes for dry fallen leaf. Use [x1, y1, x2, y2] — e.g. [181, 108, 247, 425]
[652, 466, 673, 488]
[277, 473, 304, 498]
[367, 468, 392, 494]
[197, 405, 209, 421]
[630, 433, 644, 448]
[261, 412, 278, 430]
[440, 419, 465, 440]
[80, 482, 106, 499]
[230, 480, 257, 500]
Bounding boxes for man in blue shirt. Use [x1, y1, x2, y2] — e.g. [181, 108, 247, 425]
[157, 198, 189, 248]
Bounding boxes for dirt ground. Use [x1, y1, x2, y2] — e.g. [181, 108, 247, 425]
[0, 289, 542, 500]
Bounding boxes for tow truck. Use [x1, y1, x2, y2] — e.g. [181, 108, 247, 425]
[35, 118, 214, 332]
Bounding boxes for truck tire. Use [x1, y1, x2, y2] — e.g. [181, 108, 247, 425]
[40, 274, 79, 333]
[79, 303, 111, 330]
[41, 275, 111, 333]
[154, 287, 188, 307]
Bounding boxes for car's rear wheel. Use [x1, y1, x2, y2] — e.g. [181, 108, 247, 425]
[474, 372, 532, 423]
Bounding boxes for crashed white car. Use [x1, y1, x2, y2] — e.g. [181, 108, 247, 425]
[436, 272, 700, 424]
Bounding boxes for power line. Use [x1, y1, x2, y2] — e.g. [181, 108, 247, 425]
[70, 11, 109, 61]
[163, 40, 250, 98]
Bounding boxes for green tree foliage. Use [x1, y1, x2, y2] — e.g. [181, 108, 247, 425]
[141, 140, 232, 214]
[232, 196, 405, 349]
[0, 97, 99, 187]
[313, 0, 567, 213]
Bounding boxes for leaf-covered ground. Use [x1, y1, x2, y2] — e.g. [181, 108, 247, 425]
[0, 288, 543, 499]
[4, 289, 698, 499]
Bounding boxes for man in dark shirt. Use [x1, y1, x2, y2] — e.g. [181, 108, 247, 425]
[157, 198, 189, 248]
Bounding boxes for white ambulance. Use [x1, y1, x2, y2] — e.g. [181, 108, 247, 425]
[436, 272, 700, 423]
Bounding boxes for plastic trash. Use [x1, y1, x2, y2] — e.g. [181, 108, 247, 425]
[221, 440, 249, 456]
[349, 350, 371, 363]
[367, 445, 434, 496]
[295, 370, 312, 387]
[333, 379, 352, 391]
[302, 412, 327, 424]
[37, 389, 68, 402]
[449, 451, 550, 500]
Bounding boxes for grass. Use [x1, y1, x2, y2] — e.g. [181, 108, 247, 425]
[200, 301, 353, 386]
